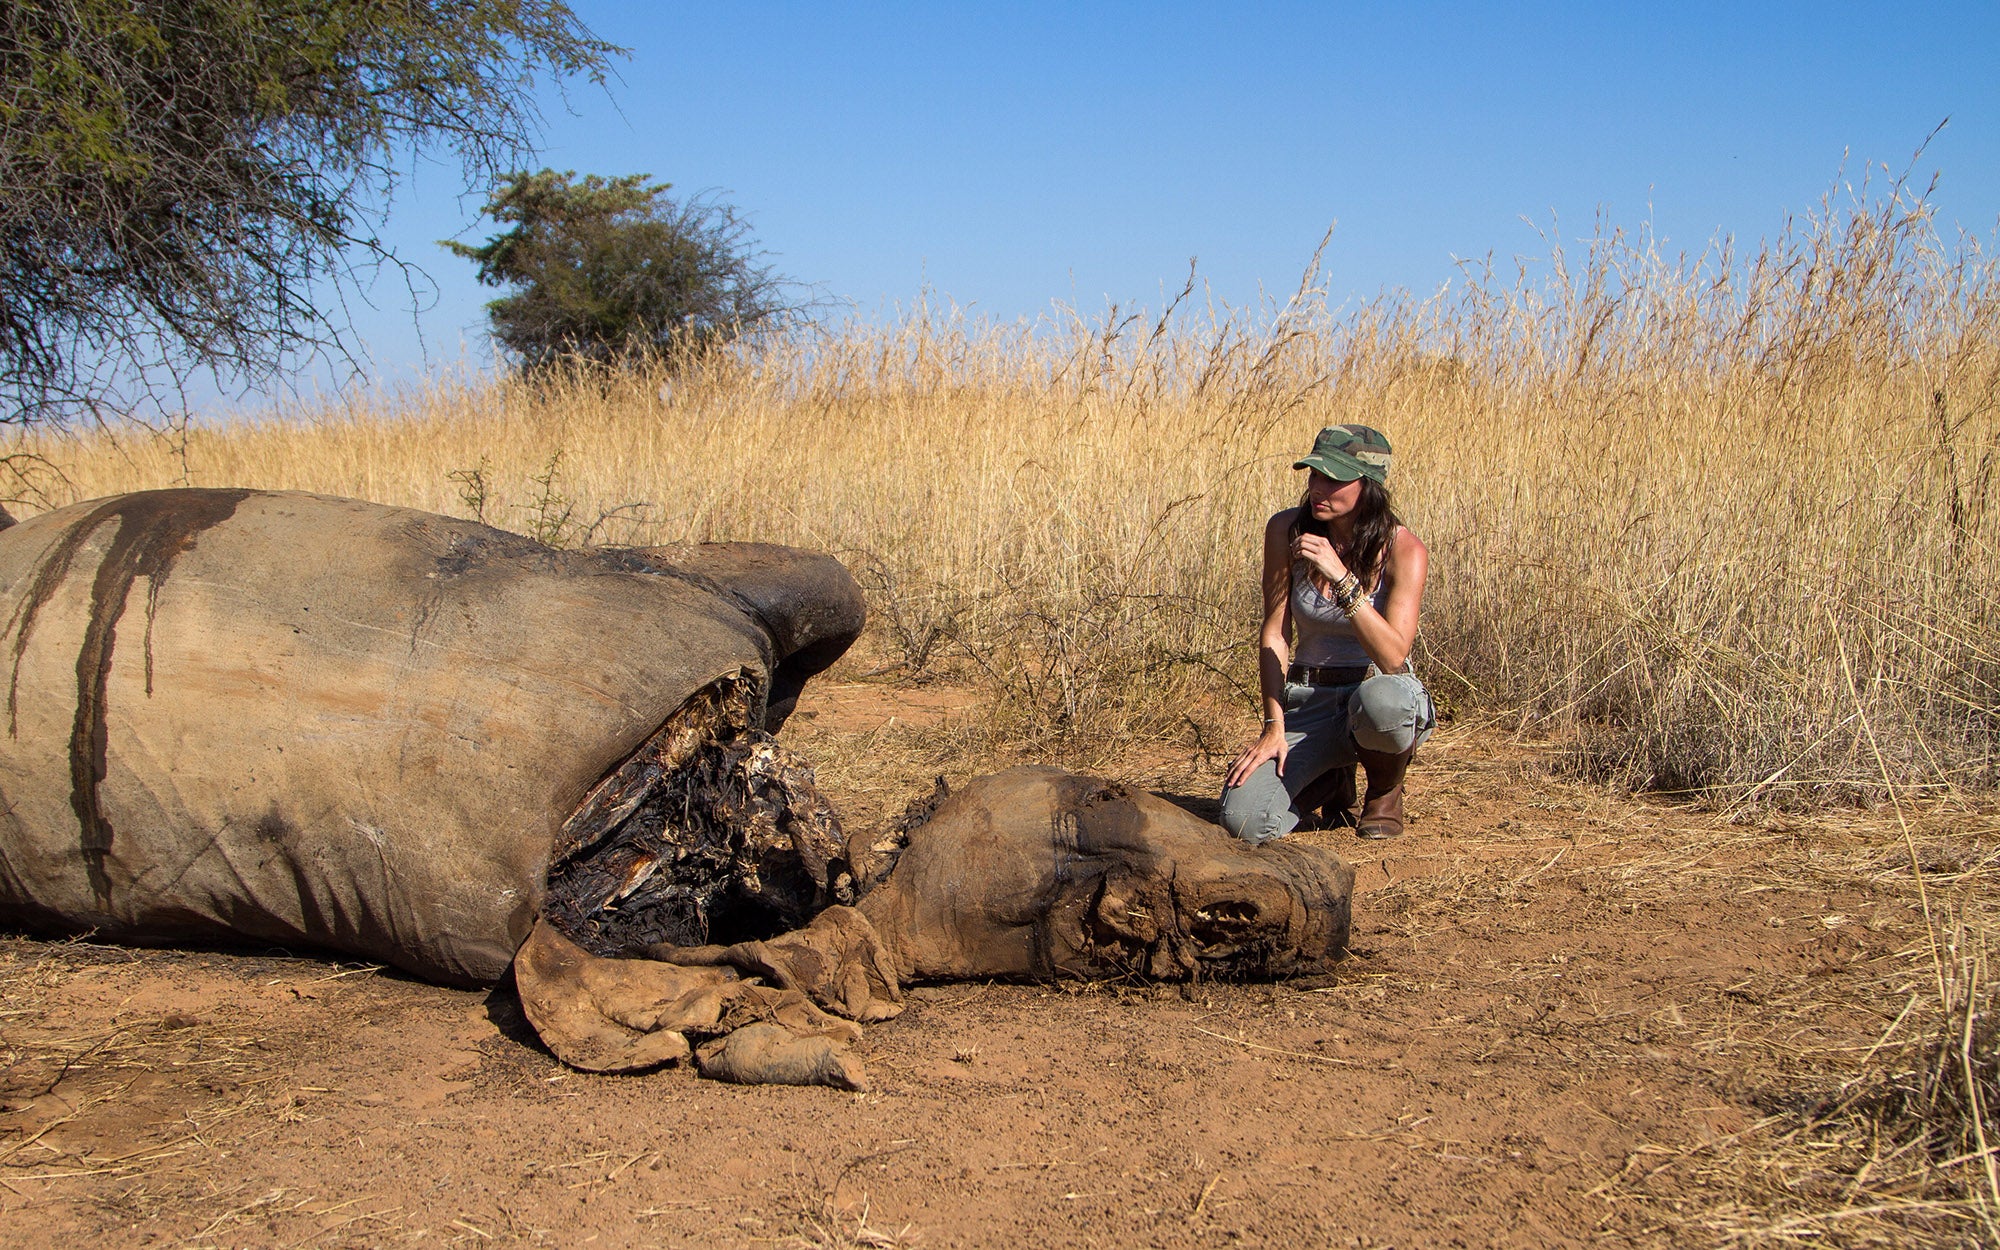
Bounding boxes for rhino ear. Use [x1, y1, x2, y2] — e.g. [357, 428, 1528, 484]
[631, 543, 865, 732]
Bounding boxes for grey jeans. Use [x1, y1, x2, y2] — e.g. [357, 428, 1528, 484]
[1219, 672, 1435, 845]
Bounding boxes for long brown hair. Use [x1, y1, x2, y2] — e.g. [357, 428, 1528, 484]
[1291, 477, 1401, 590]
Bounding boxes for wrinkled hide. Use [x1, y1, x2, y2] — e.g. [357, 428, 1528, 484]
[513, 919, 868, 1090]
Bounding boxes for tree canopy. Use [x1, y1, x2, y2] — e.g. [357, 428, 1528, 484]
[0, 0, 618, 424]
[445, 169, 791, 371]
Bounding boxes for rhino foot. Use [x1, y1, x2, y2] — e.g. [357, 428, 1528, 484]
[697, 1023, 868, 1091]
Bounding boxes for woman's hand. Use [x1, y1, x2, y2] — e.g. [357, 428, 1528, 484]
[1291, 532, 1348, 582]
[1226, 724, 1288, 790]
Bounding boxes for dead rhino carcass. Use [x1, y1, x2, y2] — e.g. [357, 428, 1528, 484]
[0, 490, 1354, 1090]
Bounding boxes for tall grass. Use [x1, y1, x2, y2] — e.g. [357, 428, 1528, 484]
[7, 178, 1998, 801]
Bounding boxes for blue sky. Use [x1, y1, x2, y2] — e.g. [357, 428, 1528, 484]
[318, 1, 1999, 397]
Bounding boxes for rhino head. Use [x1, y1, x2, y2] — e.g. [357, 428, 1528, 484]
[855, 765, 1353, 984]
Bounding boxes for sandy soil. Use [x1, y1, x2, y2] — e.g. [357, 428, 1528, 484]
[0, 681, 1958, 1248]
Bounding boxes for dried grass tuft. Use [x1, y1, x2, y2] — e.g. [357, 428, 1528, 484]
[786, 1195, 919, 1250]
[1590, 821, 2000, 1246]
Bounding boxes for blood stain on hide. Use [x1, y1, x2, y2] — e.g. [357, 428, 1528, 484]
[1, 489, 252, 903]
[427, 526, 547, 579]
[255, 806, 296, 844]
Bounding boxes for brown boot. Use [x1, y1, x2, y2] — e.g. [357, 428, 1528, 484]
[1291, 765, 1358, 831]
[1354, 747, 1412, 840]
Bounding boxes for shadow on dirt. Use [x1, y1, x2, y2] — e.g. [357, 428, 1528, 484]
[482, 972, 550, 1053]
[1152, 791, 1222, 822]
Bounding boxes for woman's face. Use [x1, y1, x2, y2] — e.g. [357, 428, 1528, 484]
[1305, 470, 1363, 522]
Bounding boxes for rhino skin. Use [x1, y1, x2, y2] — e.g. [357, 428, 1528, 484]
[0, 489, 1355, 1090]
[0, 489, 861, 985]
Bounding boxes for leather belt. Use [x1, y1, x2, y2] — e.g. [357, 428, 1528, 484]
[1287, 663, 1372, 687]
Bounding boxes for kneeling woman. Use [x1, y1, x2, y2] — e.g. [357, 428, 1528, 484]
[1221, 425, 1435, 842]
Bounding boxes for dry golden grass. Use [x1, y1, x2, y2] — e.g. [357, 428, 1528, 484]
[7, 177, 1992, 800]
[2, 176, 1997, 1240]
[7, 180, 1995, 801]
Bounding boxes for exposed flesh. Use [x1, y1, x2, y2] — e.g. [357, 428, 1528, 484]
[540, 675, 851, 957]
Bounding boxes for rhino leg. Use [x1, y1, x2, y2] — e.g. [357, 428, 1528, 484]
[647, 905, 904, 1024]
[515, 919, 869, 1089]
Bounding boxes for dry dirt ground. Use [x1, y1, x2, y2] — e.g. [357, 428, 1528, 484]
[0, 679, 1988, 1248]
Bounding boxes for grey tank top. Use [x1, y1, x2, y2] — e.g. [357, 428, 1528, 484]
[1290, 561, 1391, 669]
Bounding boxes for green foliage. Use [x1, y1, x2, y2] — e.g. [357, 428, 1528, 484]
[445, 169, 790, 370]
[0, 1, 619, 424]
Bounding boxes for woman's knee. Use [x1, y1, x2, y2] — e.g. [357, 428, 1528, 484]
[1349, 675, 1433, 754]
[1219, 780, 1299, 845]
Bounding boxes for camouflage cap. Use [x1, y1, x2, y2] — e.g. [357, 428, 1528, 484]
[1294, 424, 1392, 484]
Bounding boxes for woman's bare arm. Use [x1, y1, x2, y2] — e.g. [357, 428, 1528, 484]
[1348, 527, 1426, 671]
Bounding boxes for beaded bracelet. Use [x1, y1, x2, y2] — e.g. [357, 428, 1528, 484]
[1332, 574, 1365, 616]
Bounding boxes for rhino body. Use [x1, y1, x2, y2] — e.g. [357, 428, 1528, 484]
[0, 490, 1352, 1088]
[0, 490, 860, 985]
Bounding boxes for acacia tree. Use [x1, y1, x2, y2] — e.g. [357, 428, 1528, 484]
[0, 1, 618, 425]
[445, 169, 791, 370]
